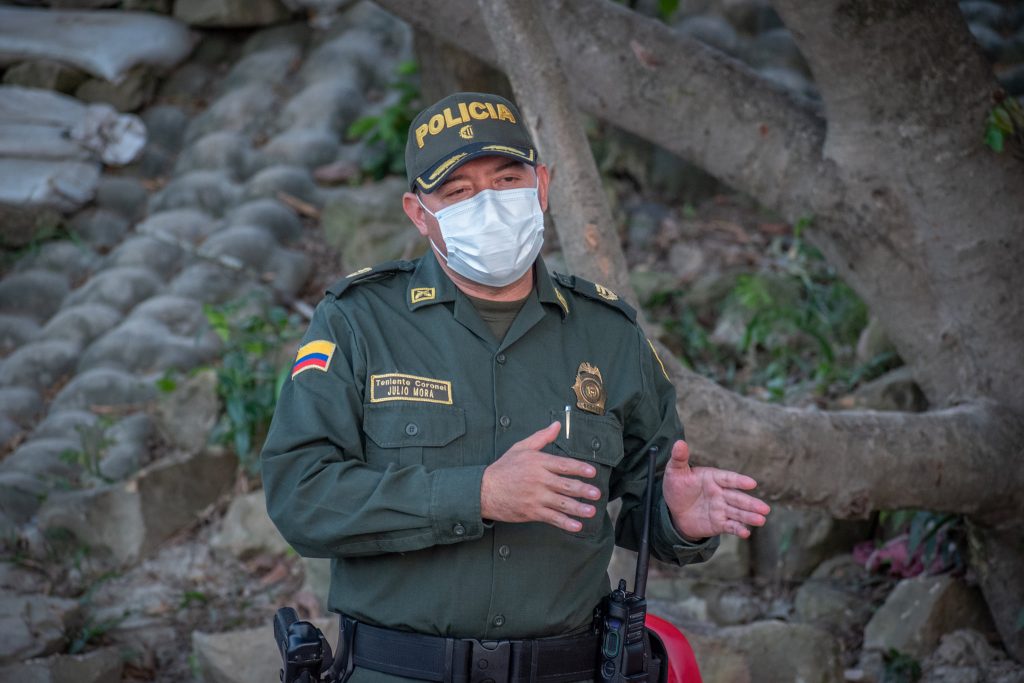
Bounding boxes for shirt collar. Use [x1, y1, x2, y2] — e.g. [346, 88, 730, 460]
[407, 254, 569, 319]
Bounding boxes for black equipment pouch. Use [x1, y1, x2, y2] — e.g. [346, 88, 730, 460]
[274, 607, 335, 683]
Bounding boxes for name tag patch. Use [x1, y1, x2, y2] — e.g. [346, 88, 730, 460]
[370, 373, 453, 405]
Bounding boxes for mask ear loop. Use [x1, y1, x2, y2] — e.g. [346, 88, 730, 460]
[416, 193, 450, 265]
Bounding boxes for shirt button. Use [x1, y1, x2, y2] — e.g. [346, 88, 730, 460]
[498, 544, 510, 560]
[591, 437, 601, 451]
[496, 353, 507, 364]
[492, 615, 505, 627]
[453, 523, 466, 536]
[405, 423, 419, 436]
[499, 415, 511, 428]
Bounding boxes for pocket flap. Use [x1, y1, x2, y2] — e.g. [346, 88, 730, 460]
[364, 403, 466, 448]
[549, 409, 624, 467]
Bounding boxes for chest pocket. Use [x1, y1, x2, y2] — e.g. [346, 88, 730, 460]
[548, 408, 625, 539]
[363, 403, 466, 469]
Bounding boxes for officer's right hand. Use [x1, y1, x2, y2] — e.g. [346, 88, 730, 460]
[480, 421, 601, 533]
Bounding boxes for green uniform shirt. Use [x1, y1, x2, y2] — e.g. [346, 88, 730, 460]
[261, 255, 717, 642]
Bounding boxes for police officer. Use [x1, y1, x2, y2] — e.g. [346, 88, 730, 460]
[261, 92, 770, 682]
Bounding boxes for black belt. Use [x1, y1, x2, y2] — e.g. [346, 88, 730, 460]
[340, 616, 600, 683]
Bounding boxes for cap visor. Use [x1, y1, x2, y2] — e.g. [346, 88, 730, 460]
[413, 141, 537, 193]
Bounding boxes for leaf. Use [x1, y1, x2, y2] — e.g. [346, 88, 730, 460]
[984, 126, 1005, 153]
[347, 116, 378, 139]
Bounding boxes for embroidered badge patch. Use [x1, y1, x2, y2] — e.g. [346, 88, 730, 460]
[410, 287, 436, 304]
[291, 340, 336, 379]
[370, 373, 452, 405]
[572, 362, 606, 415]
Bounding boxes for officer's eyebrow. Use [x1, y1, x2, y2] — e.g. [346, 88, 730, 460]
[440, 160, 528, 189]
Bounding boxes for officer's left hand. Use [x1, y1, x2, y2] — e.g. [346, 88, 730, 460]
[662, 440, 770, 540]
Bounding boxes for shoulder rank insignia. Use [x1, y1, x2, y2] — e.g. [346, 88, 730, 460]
[326, 260, 415, 298]
[292, 340, 335, 379]
[573, 362, 606, 415]
[553, 272, 637, 322]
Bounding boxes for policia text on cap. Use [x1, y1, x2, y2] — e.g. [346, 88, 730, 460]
[260, 92, 771, 683]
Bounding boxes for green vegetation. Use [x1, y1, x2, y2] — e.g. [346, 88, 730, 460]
[983, 95, 1024, 154]
[878, 509, 966, 573]
[882, 649, 922, 683]
[204, 298, 301, 474]
[646, 219, 891, 404]
[59, 420, 115, 486]
[347, 60, 420, 180]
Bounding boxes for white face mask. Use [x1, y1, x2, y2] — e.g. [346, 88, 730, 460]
[418, 182, 545, 288]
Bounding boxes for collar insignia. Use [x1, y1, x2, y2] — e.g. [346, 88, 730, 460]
[411, 287, 436, 304]
[572, 362, 606, 415]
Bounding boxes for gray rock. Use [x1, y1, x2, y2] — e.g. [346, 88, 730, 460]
[157, 62, 215, 106]
[846, 366, 927, 412]
[69, 208, 131, 249]
[0, 561, 50, 594]
[167, 262, 248, 304]
[745, 27, 810, 75]
[121, 143, 173, 178]
[260, 129, 340, 169]
[279, 79, 365, 135]
[750, 504, 871, 581]
[0, 646, 123, 683]
[155, 367, 219, 453]
[998, 62, 1024, 97]
[241, 21, 310, 54]
[51, 367, 157, 413]
[31, 409, 99, 441]
[184, 83, 279, 143]
[221, 44, 302, 91]
[74, 65, 158, 113]
[757, 66, 818, 100]
[0, 314, 40, 354]
[136, 208, 218, 246]
[0, 470, 48, 524]
[0, 158, 100, 214]
[41, 303, 122, 350]
[130, 295, 212, 336]
[863, 575, 995, 660]
[718, 0, 782, 34]
[141, 104, 190, 153]
[244, 164, 321, 207]
[969, 23, 1005, 61]
[37, 447, 237, 566]
[717, 620, 843, 683]
[0, 591, 82, 665]
[265, 246, 311, 296]
[210, 491, 290, 558]
[17, 239, 99, 282]
[78, 317, 219, 374]
[99, 412, 157, 480]
[0, 339, 79, 390]
[0, 386, 44, 427]
[680, 629, 752, 683]
[630, 269, 679, 307]
[299, 37, 374, 91]
[173, 0, 292, 28]
[192, 618, 338, 683]
[321, 177, 418, 270]
[855, 315, 897, 366]
[94, 175, 149, 221]
[173, 131, 260, 181]
[0, 269, 70, 322]
[105, 235, 187, 280]
[225, 199, 303, 244]
[0, 415, 20, 450]
[708, 589, 763, 626]
[794, 578, 873, 630]
[676, 15, 742, 56]
[198, 224, 277, 269]
[683, 532, 750, 581]
[1, 59, 88, 93]
[62, 266, 162, 313]
[2, 437, 81, 479]
[148, 170, 244, 217]
[922, 629, 1024, 683]
[668, 242, 707, 284]
[960, 1, 1008, 29]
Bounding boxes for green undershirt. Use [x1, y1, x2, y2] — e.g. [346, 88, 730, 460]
[465, 292, 529, 342]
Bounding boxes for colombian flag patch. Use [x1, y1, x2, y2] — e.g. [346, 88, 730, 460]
[291, 340, 335, 379]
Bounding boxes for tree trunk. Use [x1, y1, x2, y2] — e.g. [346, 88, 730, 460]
[376, 0, 1024, 658]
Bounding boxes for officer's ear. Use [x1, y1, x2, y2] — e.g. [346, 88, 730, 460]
[402, 191, 431, 238]
[535, 164, 550, 212]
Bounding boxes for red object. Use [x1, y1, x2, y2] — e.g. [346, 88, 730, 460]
[646, 613, 702, 683]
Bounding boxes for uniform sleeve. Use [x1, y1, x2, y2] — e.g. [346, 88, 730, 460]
[612, 328, 719, 566]
[260, 297, 487, 559]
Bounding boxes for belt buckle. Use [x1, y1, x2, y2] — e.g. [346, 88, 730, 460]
[468, 639, 511, 683]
